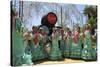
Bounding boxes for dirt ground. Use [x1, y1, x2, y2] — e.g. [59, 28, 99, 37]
[34, 58, 85, 65]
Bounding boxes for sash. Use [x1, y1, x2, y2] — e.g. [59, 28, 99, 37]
[73, 31, 79, 43]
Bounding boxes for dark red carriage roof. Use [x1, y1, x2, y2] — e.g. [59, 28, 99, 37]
[47, 12, 57, 25]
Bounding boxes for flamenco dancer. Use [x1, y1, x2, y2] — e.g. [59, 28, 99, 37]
[49, 28, 62, 60]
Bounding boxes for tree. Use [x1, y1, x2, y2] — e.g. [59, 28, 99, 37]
[83, 5, 97, 27]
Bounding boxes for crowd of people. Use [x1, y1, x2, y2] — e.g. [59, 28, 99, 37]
[12, 15, 97, 66]
[21, 23, 97, 65]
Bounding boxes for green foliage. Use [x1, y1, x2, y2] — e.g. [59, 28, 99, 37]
[83, 6, 97, 27]
[87, 17, 94, 26]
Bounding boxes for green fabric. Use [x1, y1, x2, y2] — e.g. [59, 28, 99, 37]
[31, 44, 46, 61]
[70, 50, 81, 58]
[24, 41, 33, 64]
[63, 37, 72, 58]
[59, 40, 65, 53]
[49, 33, 62, 60]
[70, 34, 82, 58]
[12, 17, 33, 65]
[15, 18, 22, 33]
[91, 47, 97, 60]
[81, 31, 92, 60]
[12, 31, 25, 66]
[81, 50, 92, 60]
[31, 34, 45, 61]
[25, 43, 31, 55]
[42, 36, 51, 58]
[22, 53, 32, 65]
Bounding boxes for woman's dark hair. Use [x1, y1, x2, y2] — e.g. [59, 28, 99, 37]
[77, 26, 80, 33]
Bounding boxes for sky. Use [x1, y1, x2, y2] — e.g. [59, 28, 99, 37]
[76, 4, 87, 25]
[76, 4, 85, 13]
[13, 1, 88, 30]
[29, 3, 87, 30]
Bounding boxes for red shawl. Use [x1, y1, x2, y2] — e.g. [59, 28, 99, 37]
[73, 31, 79, 43]
[33, 33, 39, 45]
